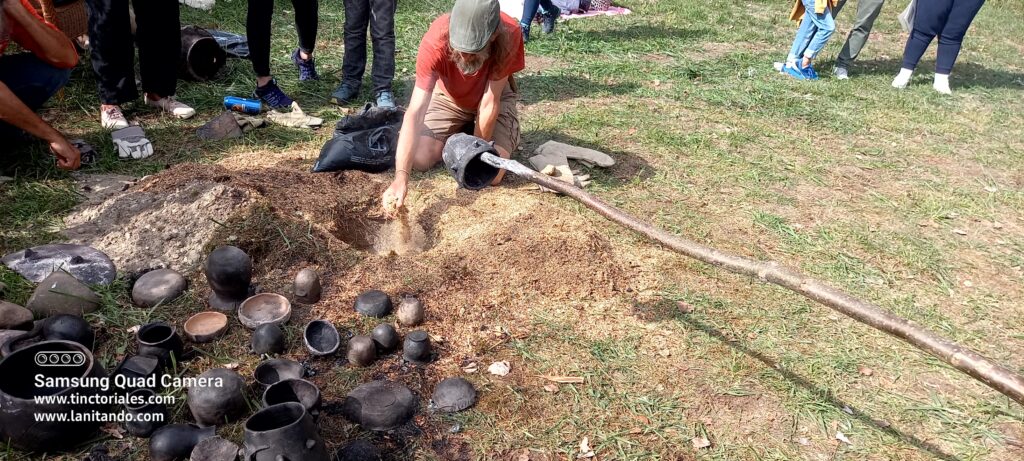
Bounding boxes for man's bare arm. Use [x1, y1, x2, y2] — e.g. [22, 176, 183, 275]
[4, 0, 78, 68]
[474, 77, 507, 141]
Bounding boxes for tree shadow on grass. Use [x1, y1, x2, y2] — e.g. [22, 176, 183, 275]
[569, 26, 711, 47]
[516, 74, 641, 104]
[844, 58, 1024, 90]
[630, 298, 962, 461]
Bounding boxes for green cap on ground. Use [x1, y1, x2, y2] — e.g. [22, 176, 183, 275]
[449, 0, 501, 53]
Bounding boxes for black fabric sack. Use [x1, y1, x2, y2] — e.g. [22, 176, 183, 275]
[312, 104, 405, 173]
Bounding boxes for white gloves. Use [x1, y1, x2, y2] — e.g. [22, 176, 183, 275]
[112, 126, 154, 160]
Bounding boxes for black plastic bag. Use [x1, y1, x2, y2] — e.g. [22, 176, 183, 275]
[312, 104, 405, 173]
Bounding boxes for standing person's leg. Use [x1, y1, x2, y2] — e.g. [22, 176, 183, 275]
[0, 53, 72, 140]
[135, 0, 194, 118]
[333, 0, 370, 104]
[247, 0, 294, 108]
[368, 0, 396, 106]
[932, 0, 985, 93]
[894, 0, 952, 87]
[802, 5, 836, 61]
[520, 0, 541, 40]
[835, 0, 885, 76]
[85, 0, 136, 129]
[291, 0, 320, 81]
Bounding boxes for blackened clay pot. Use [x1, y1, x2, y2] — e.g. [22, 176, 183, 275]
[242, 402, 330, 461]
[262, 378, 322, 419]
[149, 424, 216, 461]
[42, 314, 95, 349]
[190, 436, 241, 461]
[251, 323, 286, 355]
[396, 294, 424, 326]
[124, 388, 168, 438]
[370, 324, 399, 353]
[254, 358, 304, 387]
[303, 320, 340, 356]
[353, 290, 392, 318]
[293, 268, 321, 304]
[187, 368, 248, 427]
[204, 245, 253, 311]
[431, 377, 477, 413]
[341, 380, 417, 431]
[0, 340, 109, 452]
[112, 354, 165, 392]
[347, 335, 376, 367]
[137, 322, 184, 367]
[402, 330, 432, 363]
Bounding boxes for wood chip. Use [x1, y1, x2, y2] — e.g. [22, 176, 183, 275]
[543, 383, 559, 393]
[676, 300, 693, 313]
[953, 228, 968, 236]
[835, 432, 851, 445]
[691, 436, 711, 449]
[462, 362, 479, 373]
[857, 365, 873, 376]
[488, 361, 511, 376]
[101, 422, 125, 439]
[537, 375, 584, 384]
[577, 437, 595, 458]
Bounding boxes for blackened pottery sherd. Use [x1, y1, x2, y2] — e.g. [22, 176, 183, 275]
[341, 380, 417, 431]
[242, 402, 330, 461]
[354, 290, 392, 318]
[0, 340, 108, 452]
[113, 354, 165, 392]
[42, 314, 95, 349]
[303, 320, 340, 356]
[402, 330, 432, 363]
[149, 424, 216, 461]
[187, 368, 248, 427]
[347, 335, 377, 367]
[190, 436, 241, 461]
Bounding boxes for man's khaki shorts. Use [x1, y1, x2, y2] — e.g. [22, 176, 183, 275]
[422, 84, 520, 154]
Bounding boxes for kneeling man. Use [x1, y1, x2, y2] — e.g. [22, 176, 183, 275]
[1, 0, 81, 170]
[382, 0, 524, 212]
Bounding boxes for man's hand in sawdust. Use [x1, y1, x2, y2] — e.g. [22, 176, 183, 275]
[382, 179, 408, 217]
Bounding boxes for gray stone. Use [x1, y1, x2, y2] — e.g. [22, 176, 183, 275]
[26, 271, 102, 317]
[293, 268, 321, 304]
[0, 281, 6, 294]
[2, 244, 117, 285]
[132, 269, 188, 308]
[0, 301, 34, 330]
[0, 330, 25, 349]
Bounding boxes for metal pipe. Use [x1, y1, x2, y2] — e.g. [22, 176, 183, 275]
[479, 152, 1024, 406]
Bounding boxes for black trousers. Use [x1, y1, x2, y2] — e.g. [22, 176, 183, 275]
[247, 0, 319, 78]
[342, 0, 395, 93]
[85, 0, 180, 104]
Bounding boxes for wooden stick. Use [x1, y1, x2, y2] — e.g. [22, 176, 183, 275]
[480, 153, 1024, 406]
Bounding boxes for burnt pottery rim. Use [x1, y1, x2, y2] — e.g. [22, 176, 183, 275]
[0, 340, 98, 401]
[261, 378, 321, 409]
[238, 293, 292, 330]
[243, 402, 307, 434]
[253, 358, 304, 387]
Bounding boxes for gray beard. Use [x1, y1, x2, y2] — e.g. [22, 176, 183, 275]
[455, 49, 490, 76]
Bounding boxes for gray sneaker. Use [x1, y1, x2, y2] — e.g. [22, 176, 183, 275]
[834, 66, 849, 80]
[376, 90, 396, 109]
[330, 82, 360, 106]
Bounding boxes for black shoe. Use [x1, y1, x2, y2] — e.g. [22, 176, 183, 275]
[330, 81, 360, 106]
[542, 8, 560, 34]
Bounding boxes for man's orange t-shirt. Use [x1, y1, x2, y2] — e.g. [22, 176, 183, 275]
[1, 0, 77, 68]
[414, 12, 525, 111]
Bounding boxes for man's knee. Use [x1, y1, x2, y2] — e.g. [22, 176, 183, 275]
[411, 136, 443, 171]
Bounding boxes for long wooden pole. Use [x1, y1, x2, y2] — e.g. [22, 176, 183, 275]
[479, 152, 1024, 406]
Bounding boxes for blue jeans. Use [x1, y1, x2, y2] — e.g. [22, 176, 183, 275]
[787, 0, 836, 61]
[520, 0, 555, 33]
[0, 53, 72, 141]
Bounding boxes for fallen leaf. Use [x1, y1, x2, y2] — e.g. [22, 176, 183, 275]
[488, 361, 511, 376]
[797, 437, 809, 446]
[835, 432, 851, 445]
[658, 349, 671, 357]
[101, 422, 125, 439]
[993, 221, 1004, 230]
[577, 436, 595, 458]
[985, 185, 998, 193]
[634, 415, 651, 425]
[963, 280, 974, 287]
[857, 365, 874, 376]
[953, 228, 968, 236]
[462, 362, 479, 373]
[538, 375, 584, 384]
[676, 300, 693, 313]
[224, 362, 240, 369]
[628, 427, 643, 435]
[127, 325, 141, 334]
[691, 436, 711, 449]
[543, 383, 559, 393]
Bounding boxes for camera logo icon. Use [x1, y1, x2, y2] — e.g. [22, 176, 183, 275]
[34, 351, 87, 367]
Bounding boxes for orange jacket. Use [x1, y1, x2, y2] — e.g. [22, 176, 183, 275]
[1, 0, 78, 68]
[790, 0, 839, 21]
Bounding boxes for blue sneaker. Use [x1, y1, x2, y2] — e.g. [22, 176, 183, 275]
[330, 82, 360, 106]
[376, 90, 396, 108]
[253, 79, 294, 109]
[802, 63, 819, 80]
[292, 49, 319, 81]
[784, 63, 807, 80]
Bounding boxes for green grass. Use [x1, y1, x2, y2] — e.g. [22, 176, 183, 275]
[3, 0, 1024, 459]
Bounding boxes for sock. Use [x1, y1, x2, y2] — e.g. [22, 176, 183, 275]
[933, 73, 951, 94]
[892, 68, 913, 88]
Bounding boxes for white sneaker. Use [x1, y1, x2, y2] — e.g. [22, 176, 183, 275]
[145, 95, 196, 119]
[101, 106, 130, 130]
[933, 73, 952, 95]
[834, 67, 849, 80]
[773, 61, 785, 73]
[892, 68, 913, 89]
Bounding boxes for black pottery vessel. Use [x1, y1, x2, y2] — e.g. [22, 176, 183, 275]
[187, 368, 248, 426]
[262, 378, 322, 420]
[341, 380, 417, 431]
[402, 330, 432, 363]
[371, 323, 400, 353]
[242, 402, 330, 461]
[354, 290, 392, 318]
[251, 323, 286, 355]
[136, 322, 184, 367]
[42, 314, 95, 349]
[124, 388, 168, 438]
[204, 245, 253, 311]
[149, 424, 216, 461]
[254, 358, 304, 387]
[432, 377, 477, 413]
[347, 335, 377, 367]
[112, 354, 165, 392]
[0, 340, 109, 452]
[303, 320, 340, 356]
